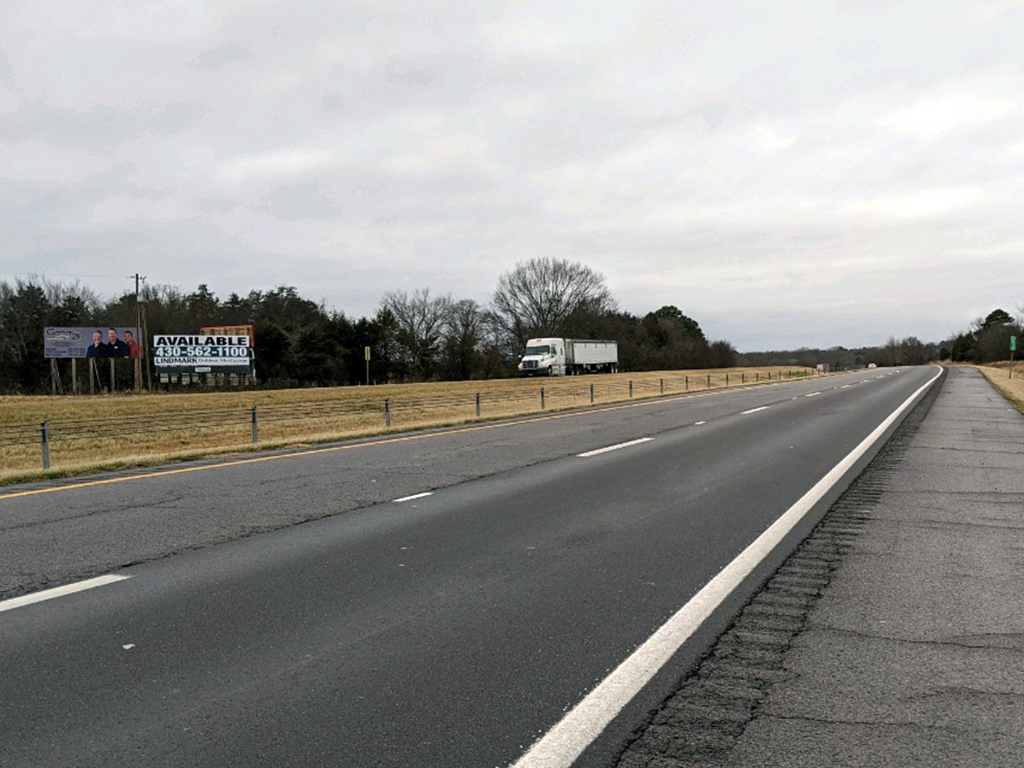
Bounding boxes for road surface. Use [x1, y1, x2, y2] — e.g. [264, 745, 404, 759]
[0, 367, 941, 767]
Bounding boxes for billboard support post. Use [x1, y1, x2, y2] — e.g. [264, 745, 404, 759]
[71, 359, 77, 395]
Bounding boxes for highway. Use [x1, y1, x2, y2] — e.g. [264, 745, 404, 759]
[0, 367, 942, 768]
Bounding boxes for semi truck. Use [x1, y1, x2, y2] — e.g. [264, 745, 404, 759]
[517, 337, 618, 376]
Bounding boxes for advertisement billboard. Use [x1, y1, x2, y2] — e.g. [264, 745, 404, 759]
[44, 327, 141, 359]
[152, 334, 254, 374]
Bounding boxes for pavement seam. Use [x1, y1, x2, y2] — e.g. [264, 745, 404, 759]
[614, 371, 947, 768]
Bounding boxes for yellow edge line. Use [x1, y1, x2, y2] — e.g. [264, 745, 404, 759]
[0, 381, 785, 501]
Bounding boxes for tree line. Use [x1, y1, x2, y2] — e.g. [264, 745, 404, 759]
[946, 308, 1022, 364]
[737, 306, 1022, 370]
[0, 258, 737, 393]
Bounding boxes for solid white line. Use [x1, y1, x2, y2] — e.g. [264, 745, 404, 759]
[0, 574, 131, 614]
[508, 366, 943, 768]
[741, 406, 770, 415]
[393, 492, 433, 503]
[805, 392, 821, 397]
[578, 438, 653, 458]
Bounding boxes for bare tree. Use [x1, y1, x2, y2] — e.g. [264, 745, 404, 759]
[491, 257, 616, 351]
[380, 288, 452, 380]
[441, 299, 485, 380]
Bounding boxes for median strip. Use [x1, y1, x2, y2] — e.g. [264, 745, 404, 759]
[0, 574, 131, 614]
[577, 438, 653, 458]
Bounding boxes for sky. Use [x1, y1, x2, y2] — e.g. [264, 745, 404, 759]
[2, 0, 1022, 351]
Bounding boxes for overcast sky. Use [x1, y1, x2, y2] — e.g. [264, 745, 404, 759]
[2, 1, 1022, 351]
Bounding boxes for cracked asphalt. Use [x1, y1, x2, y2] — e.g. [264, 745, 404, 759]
[616, 366, 1024, 767]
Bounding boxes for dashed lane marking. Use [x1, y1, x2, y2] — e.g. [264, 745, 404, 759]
[0, 574, 131, 614]
[578, 438, 653, 458]
[392, 492, 433, 503]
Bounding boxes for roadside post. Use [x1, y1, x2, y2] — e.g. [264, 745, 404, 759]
[1011, 336, 1017, 379]
[41, 421, 50, 470]
[251, 406, 258, 444]
[364, 346, 371, 385]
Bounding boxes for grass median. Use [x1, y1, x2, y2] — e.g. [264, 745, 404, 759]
[976, 363, 1024, 413]
[0, 366, 815, 485]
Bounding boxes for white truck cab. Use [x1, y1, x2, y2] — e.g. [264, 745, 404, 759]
[517, 337, 618, 376]
[518, 338, 566, 376]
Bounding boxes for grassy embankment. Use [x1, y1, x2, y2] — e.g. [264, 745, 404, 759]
[976, 363, 1024, 414]
[0, 366, 815, 485]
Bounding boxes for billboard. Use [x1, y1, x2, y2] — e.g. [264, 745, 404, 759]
[44, 327, 141, 359]
[152, 334, 253, 374]
[201, 324, 254, 344]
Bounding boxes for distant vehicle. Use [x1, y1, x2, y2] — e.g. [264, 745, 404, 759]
[867, 362, 877, 369]
[517, 337, 618, 376]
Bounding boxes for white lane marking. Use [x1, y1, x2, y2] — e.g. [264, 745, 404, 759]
[841, 385, 851, 389]
[123, 644, 135, 650]
[393, 492, 433, 503]
[694, 421, 706, 426]
[0, 574, 131, 614]
[741, 406, 770, 415]
[509, 366, 943, 768]
[578, 438, 653, 458]
[805, 392, 821, 398]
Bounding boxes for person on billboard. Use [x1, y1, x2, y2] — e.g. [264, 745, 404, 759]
[86, 330, 108, 358]
[106, 328, 130, 358]
[124, 329, 140, 359]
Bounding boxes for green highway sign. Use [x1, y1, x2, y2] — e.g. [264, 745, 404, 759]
[1012, 336, 1017, 352]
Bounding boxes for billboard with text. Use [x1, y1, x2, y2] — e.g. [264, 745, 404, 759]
[44, 327, 140, 359]
[152, 334, 253, 374]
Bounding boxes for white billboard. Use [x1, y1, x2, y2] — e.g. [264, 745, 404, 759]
[152, 334, 253, 373]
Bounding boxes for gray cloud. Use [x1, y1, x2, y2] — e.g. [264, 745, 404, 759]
[0, 99, 208, 150]
[190, 43, 252, 72]
[2, 0, 1022, 349]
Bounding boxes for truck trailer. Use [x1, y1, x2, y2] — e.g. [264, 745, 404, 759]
[517, 337, 618, 376]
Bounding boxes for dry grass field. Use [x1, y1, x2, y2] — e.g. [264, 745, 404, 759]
[977, 363, 1024, 414]
[0, 366, 817, 484]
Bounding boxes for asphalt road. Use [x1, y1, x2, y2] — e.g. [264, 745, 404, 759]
[0, 368, 941, 767]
